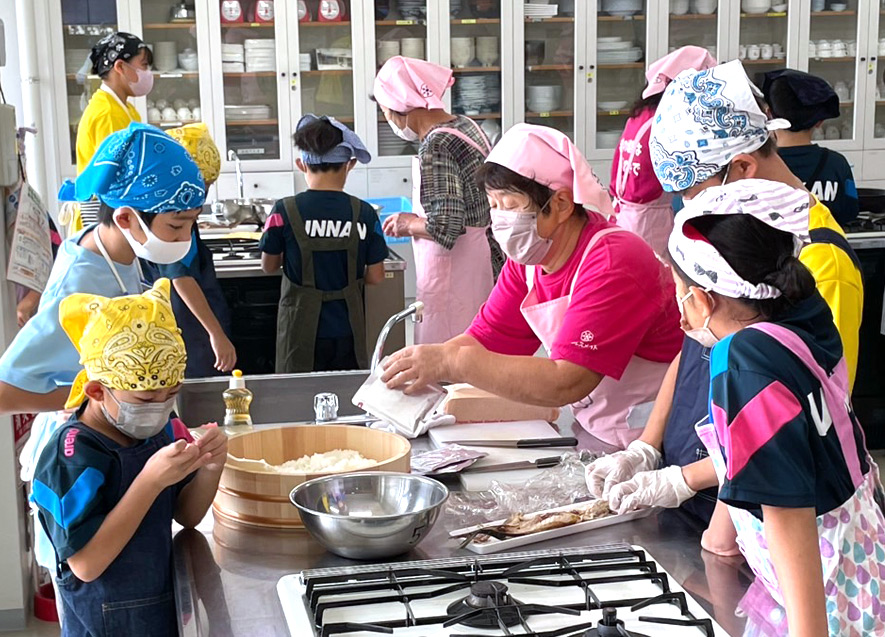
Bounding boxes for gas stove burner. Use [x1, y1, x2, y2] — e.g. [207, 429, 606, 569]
[581, 607, 651, 637]
[446, 581, 524, 628]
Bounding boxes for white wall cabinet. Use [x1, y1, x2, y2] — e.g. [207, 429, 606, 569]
[38, 0, 885, 216]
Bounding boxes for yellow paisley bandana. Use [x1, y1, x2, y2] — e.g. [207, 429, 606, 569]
[59, 279, 187, 409]
[166, 123, 221, 186]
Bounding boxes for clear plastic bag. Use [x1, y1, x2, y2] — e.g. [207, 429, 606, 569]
[442, 450, 601, 531]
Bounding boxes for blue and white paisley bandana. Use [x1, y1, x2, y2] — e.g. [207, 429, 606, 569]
[59, 122, 206, 213]
[669, 179, 811, 300]
[650, 61, 791, 193]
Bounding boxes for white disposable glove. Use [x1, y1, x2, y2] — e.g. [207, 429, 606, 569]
[607, 465, 696, 515]
[584, 440, 662, 498]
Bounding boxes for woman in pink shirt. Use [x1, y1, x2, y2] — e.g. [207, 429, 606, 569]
[610, 46, 717, 256]
[382, 124, 683, 449]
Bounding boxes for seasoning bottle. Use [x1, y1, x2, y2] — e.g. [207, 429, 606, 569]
[223, 370, 253, 426]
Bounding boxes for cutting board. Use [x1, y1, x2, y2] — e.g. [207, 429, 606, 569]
[428, 420, 563, 491]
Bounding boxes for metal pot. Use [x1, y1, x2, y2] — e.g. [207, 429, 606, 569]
[290, 472, 448, 560]
[857, 188, 885, 215]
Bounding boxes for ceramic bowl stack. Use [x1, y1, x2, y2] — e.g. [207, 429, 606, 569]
[691, 0, 718, 13]
[741, 0, 771, 13]
[597, 37, 643, 63]
[398, 0, 427, 19]
[222, 43, 245, 73]
[602, 0, 642, 15]
[178, 48, 198, 72]
[65, 48, 91, 74]
[597, 130, 623, 148]
[477, 36, 499, 66]
[525, 0, 559, 18]
[245, 39, 275, 73]
[452, 37, 476, 67]
[225, 104, 272, 121]
[153, 41, 178, 72]
[670, 0, 690, 14]
[401, 37, 425, 59]
[526, 84, 563, 112]
[454, 75, 500, 115]
[378, 40, 400, 65]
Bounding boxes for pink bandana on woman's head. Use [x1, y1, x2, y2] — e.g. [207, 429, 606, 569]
[373, 56, 454, 112]
[642, 46, 718, 99]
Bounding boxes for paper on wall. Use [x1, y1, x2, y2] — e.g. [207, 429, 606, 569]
[6, 182, 52, 293]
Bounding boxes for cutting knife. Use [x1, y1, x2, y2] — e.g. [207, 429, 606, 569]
[462, 455, 563, 473]
[449, 437, 578, 449]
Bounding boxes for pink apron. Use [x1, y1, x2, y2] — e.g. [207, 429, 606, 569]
[612, 118, 674, 257]
[697, 322, 885, 636]
[520, 226, 671, 449]
[412, 120, 494, 344]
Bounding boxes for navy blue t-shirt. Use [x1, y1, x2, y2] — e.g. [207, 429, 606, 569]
[778, 145, 858, 227]
[259, 190, 388, 339]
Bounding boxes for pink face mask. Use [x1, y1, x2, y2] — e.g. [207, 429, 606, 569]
[490, 208, 552, 266]
[124, 62, 154, 97]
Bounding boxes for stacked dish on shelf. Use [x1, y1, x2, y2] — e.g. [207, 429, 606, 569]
[453, 75, 501, 115]
[598, 100, 629, 112]
[525, 0, 559, 18]
[379, 122, 415, 155]
[245, 39, 276, 73]
[451, 37, 476, 67]
[222, 43, 245, 73]
[225, 104, 273, 121]
[597, 37, 643, 63]
[601, 0, 643, 16]
[153, 41, 179, 73]
[741, 0, 771, 13]
[526, 84, 563, 112]
[378, 40, 400, 65]
[476, 36, 499, 66]
[597, 129, 623, 148]
[397, 0, 427, 19]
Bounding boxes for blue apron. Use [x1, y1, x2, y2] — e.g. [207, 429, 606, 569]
[52, 425, 179, 636]
[661, 337, 718, 523]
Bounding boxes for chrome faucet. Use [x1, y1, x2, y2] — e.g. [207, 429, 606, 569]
[371, 301, 424, 373]
[228, 149, 244, 200]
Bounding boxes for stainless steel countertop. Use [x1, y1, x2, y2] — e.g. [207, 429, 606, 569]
[214, 248, 408, 278]
[173, 423, 757, 637]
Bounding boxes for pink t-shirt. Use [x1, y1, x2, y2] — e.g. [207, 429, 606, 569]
[609, 107, 664, 206]
[467, 214, 683, 380]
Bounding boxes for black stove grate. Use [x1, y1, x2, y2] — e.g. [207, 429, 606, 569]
[296, 546, 716, 637]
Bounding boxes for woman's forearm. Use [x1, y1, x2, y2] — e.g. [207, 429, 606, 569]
[762, 505, 828, 637]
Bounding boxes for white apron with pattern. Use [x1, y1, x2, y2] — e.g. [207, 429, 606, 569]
[612, 117, 674, 257]
[696, 321, 885, 636]
[411, 120, 494, 344]
[521, 226, 669, 449]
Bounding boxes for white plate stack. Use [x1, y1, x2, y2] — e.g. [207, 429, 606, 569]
[222, 43, 245, 73]
[526, 84, 563, 112]
[225, 104, 273, 121]
[525, 0, 559, 18]
[596, 37, 643, 63]
[401, 37, 425, 59]
[476, 36, 499, 66]
[601, 0, 643, 15]
[454, 75, 501, 115]
[245, 39, 276, 73]
[153, 41, 178, 72]
[378, 40, 400, 65]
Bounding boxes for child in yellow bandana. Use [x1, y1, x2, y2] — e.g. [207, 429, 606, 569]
[30, 279, 226, 637]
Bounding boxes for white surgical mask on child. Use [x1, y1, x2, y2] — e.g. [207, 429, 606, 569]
[677, 288, 720, 348]
[388, 119, 419, 143]
[102, 389, 175, 440]
[114, 208, 192, 264]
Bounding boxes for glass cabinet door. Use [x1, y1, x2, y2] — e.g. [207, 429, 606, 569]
[806, 1, 863, 143]
[139, 1, 204, 130]
[871, 2, 885, 141]
[296, 0, 355, 127]
[736, 2, 791, 85]
[216, 1, 286, 163]
[61, 0, 119, 167]
[450, 0, 504, 145]
[375, 0, 429, 156]
[524, 7, 577, 140]
[595, 7, 648, 150]
[666, 0, 720, 59]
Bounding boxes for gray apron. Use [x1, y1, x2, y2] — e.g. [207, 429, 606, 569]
[275, 195, 369, 373]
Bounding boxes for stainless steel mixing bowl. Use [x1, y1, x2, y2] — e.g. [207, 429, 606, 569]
[289, 472, 448, 560]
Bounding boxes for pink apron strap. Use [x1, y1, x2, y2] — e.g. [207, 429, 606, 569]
[615, 117, 654, 201]
[425, 124, 491, 157]
[524, 226, 626, 297]
[747, 322, 864, 489]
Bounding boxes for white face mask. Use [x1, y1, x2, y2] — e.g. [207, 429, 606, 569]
[115, 208, 192, 264]
[677, 288, 719, 348]
[102, 390, 175, 440]
[124, 62, 154, 97]
[490, 208, 553, 265]
[388, 118, 419, 143]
